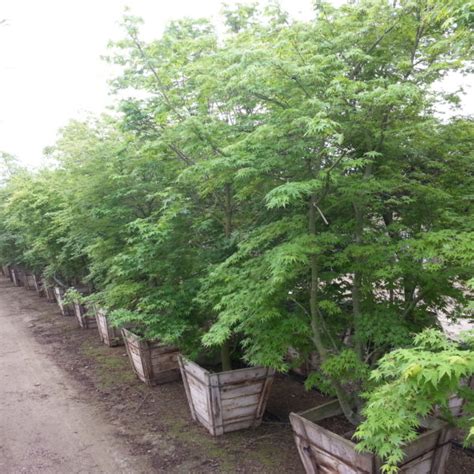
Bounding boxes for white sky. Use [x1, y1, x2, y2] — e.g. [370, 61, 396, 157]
[0, 0, 472, 168]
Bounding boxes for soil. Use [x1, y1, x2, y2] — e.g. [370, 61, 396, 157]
[317, 414, 356, 439]
[1, 276, 474, 473]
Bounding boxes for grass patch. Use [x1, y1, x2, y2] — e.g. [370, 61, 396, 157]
[81, 341, 136, 389]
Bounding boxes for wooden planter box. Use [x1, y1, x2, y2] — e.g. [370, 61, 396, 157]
[289, 400, 453, 474]
[74, 302, 97, 329]
[179, 356, 275, 436]
[53, 286, 74, 316]
[95, 308, 123, 347]
[122, 328, 181, 386]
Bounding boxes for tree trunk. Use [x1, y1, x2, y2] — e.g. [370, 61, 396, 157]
[220, 182, 234, 371]
[352, 202, 364, 359]
[308, 193, 360, 425]
[220, 342, 232, 372]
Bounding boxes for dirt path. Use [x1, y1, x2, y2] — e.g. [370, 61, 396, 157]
[0, 278, 150, 474]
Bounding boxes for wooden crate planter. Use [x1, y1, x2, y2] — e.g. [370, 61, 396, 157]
[179, 356, 275, 436]
[95, 308, 123, 347]
[74, 302, 97, 329]
[53, 286, 74, 316]
[289, 400, 453, 474]
[122, 328, 181, 386]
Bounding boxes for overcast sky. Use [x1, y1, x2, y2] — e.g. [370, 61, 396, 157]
[0, 0, 472, 168]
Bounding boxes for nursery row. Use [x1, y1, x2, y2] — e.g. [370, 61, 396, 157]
[3, 263, 473, 474]
[0, 1, 473, 472]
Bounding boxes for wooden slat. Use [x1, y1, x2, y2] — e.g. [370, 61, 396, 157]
[299, 399, 344, 423]
[220, 381, 266, 400]
[95, 311, 105, 343]
[256, 367, 275, 421]
[209, 373, 224, 436]
[290, 413, 318, 474]
[221, 393, 260, 409]
[222, 403, 259, 422]
[122, 326, 139, 383]
[151, 358, 179, 373]
[180, 358, 210, 384]
[220, 417, 262, 434]
[54, 287, 74, 316]
[189, 386, 209, 418]
[130, 352, 145, 378]
[179, 355, 199, 422]
[194, 410, 213, 432]
[428, 438, 451, 474]
[216, 366, 271, 385]
[96, 309, 123, 346]
[147, 339, 179, 353]
[187, 375, 208, 399]
[32, 275, 43, 295]
[401, 450, 435, 473]
[11, 269, 19, 286]
[150, 346, 180, 358]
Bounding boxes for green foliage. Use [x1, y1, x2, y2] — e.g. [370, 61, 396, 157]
[63, 287, 84, 305]
[0, 1, 472, 464]
[355, 330, 474, 472]
[322, 350, 370, 387]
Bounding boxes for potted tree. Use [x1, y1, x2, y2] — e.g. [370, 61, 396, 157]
[102, 305, 181, 385]
[288, 329, 473, 474]
[102, 10, 286, 435]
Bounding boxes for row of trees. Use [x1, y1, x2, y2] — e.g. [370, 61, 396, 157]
[0, 1, 473, 469]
